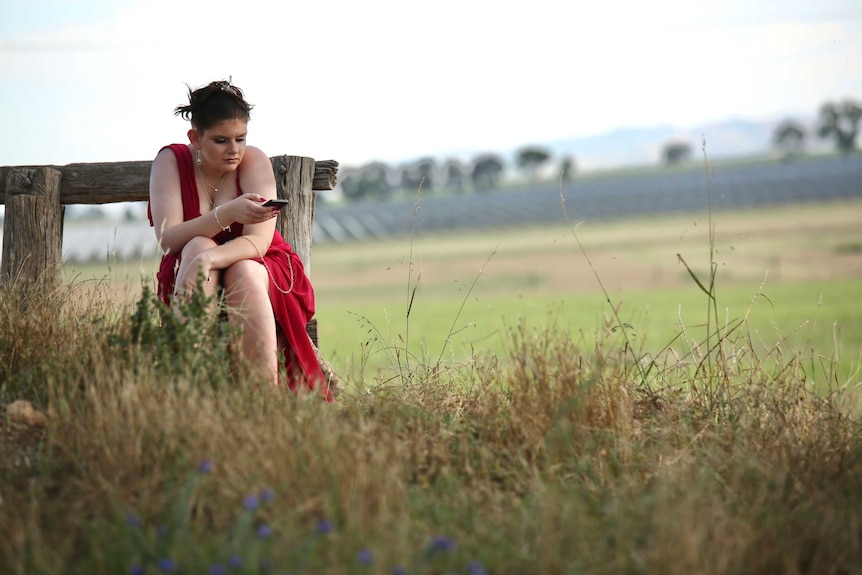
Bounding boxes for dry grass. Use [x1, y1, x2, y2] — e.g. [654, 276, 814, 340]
[1, 273, 860, 575]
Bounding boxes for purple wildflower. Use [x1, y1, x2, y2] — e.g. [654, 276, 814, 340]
[428, 536, 457, 553]
[129, 565, 146, 575]
[228, 555, 243, 569]
[209, 565, 227, 575]
[260, 487, 275, 502]
[315, 519, 332, 535]
[257, 523, 273, 539]
[356, 549, 374, 565]
[197, 459, 214, 474]
[468, 560, 487, 575]
[243, 494, 260, 511]
[126, 511, 141, 528]
[391, 566, 408, 575]
[156, 557, 176, 573]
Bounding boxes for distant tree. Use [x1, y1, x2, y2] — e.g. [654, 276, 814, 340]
[444, 159, 465, 194]
[358, 162, 393, 201]
[400, 157, 436, 193]
[558, 156, 576, 183]
[772, 119, 806, 159]
[516, 146, 552, 181]
[338, 170, 361, 201]
[662, 141, 692, 166]
[340, 163, 392, 202]
[817, 99, 862, 154]
[471, 154, 505, 192]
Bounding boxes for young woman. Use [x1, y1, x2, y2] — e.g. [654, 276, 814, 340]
[148, 80, 332, 401]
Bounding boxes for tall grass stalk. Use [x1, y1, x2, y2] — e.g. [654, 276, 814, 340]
[556, 178, 652, 393]
[402, 179, 429, 377]
[350, 181, 497, 390]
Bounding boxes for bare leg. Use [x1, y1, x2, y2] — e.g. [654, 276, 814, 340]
[223, 260, 279, 387]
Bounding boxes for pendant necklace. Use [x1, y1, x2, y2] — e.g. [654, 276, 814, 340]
[197, 164, 228, 207]
[197, 163, 230, 232]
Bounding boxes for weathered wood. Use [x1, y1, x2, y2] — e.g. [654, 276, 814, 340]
[312, 159, 339, 191]
[271, 155, 316, 274]
[1, 168, 64, 285]
[0, 159, 339, 205]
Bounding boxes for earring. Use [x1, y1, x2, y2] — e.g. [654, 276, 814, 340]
[195, 150, 202, 166]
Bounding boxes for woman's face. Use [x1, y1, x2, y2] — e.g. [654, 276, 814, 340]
[194, 118, 248, 173]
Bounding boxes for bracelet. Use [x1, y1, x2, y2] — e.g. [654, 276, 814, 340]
[214, 205, 231, 231]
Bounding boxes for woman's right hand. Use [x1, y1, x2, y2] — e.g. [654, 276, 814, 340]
[174, 250, 216, 298]
[219, 193, 279, 226]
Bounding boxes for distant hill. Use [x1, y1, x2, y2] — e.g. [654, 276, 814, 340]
[495, 113, 850, 173]
[530, 118, 816, 170]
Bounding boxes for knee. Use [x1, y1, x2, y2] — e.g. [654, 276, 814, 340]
[224, 260, 269, 301]
[182, 236, 218, 259]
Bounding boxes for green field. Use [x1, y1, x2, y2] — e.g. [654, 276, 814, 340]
[309, 199, 862, 386]
[316, 279, 861, 386]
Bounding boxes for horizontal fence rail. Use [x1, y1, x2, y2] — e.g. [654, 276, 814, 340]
[0, 159, 339, 205]
[0, 156, 339, 285]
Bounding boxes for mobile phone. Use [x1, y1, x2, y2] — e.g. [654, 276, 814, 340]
[263, 199, 290, 209]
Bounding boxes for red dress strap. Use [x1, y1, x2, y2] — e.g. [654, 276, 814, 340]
[147, 144, 199, 225]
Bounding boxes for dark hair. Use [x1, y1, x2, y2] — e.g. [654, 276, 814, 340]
[174, 80, 253, 133]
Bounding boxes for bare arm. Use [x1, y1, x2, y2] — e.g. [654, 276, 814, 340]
[204, 146, 279, 269]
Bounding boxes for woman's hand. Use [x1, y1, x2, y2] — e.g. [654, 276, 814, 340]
[174, 250, 217, 297]
[218, 193, 279, 227]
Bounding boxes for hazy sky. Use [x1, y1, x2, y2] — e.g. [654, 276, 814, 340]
[1, 0, 861, 169]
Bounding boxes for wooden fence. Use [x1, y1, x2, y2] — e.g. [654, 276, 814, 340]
[0, 156, 339, 285]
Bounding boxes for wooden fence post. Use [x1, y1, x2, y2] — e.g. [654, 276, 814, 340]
[271, 155, 317, 346]
[1, 168, 63, 286]
[271, 156, 316, 274]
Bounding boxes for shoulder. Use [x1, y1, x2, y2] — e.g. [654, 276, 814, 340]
[243, 145, 269, 164]
[152, 144, 186, 168]
[237, 146, 275, 189]
[150, 146, 182, 181]
[239, 145, 273, 176]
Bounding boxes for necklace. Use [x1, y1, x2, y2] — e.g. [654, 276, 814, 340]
[197, 164, 231, 232]
[196, 164, 228, 206]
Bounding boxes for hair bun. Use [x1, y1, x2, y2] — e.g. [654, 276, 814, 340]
[173, 79, 253, 131]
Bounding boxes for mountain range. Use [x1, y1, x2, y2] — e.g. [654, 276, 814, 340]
[519, 115, 829, 171]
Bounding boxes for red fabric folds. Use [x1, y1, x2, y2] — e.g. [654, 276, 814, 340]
[148, 143, 331, 401]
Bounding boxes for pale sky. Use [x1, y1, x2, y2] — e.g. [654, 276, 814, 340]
[1, 0, 861, 169]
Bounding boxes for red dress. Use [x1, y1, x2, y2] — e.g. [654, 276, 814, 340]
[148, 144, 331, 402]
